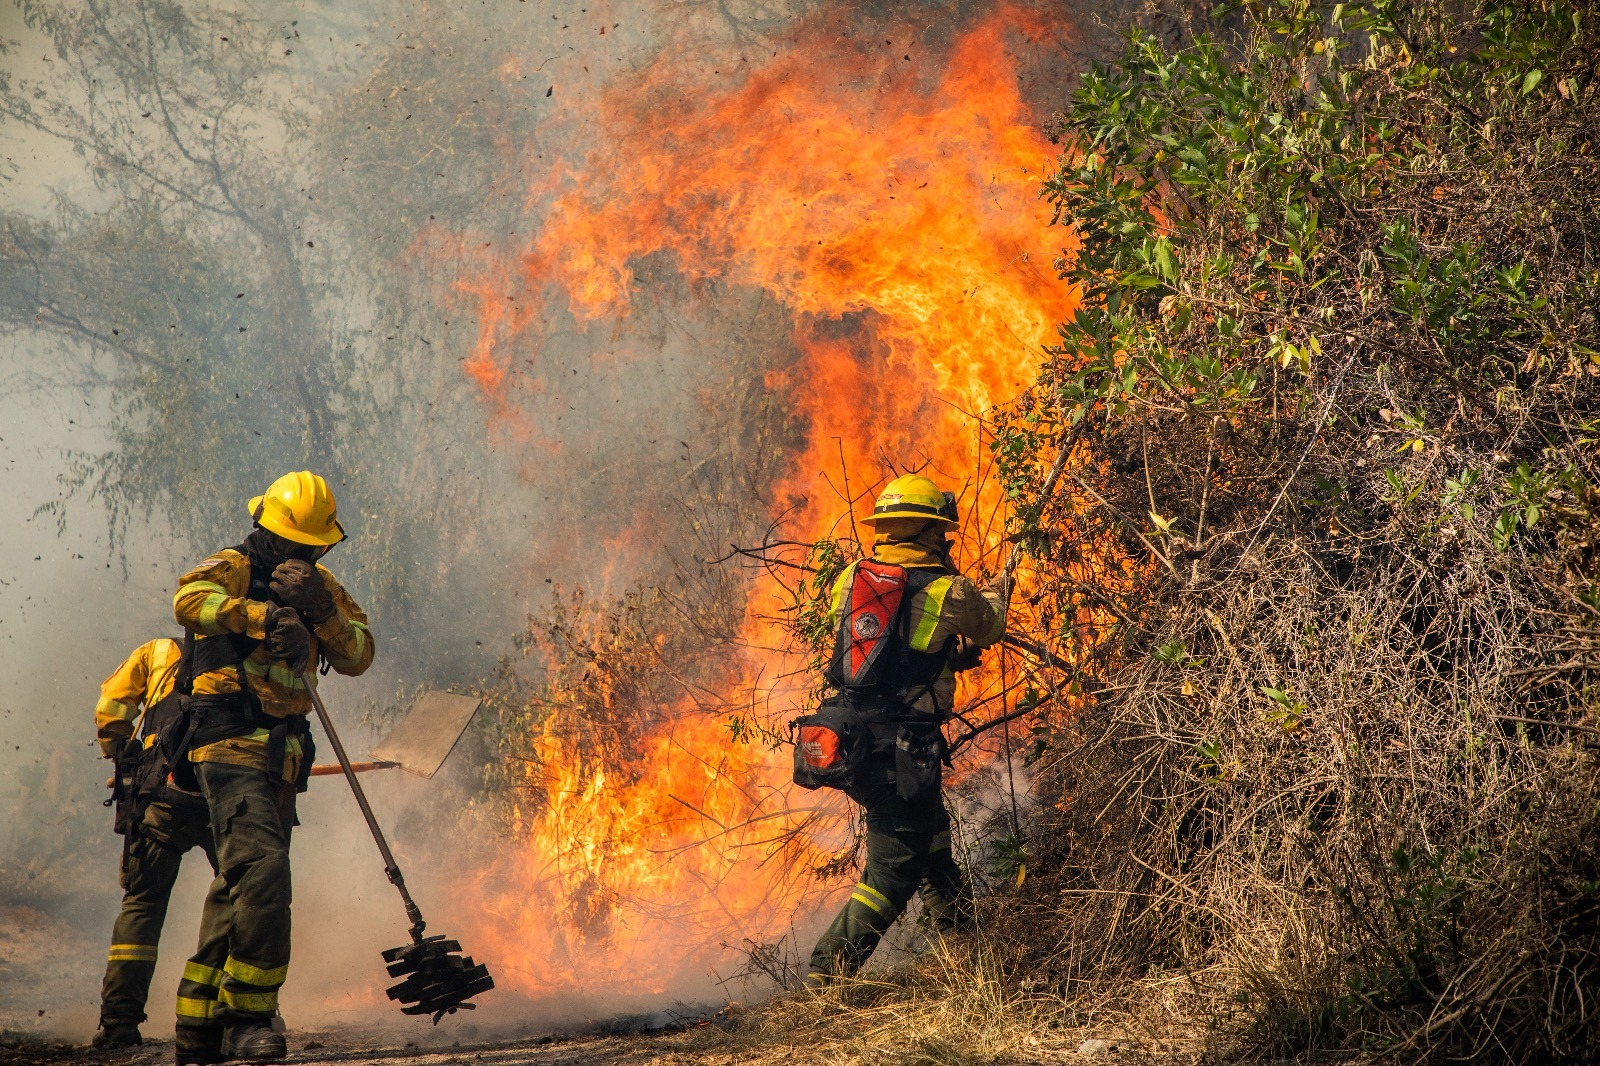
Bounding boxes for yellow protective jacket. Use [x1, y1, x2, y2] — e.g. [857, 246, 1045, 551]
[173, 548, 373, 777]
[95, 638, 182, 757]
[827, 538, 1006, 717]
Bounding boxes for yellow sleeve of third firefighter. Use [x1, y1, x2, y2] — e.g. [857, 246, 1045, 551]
[174, 550, 269, 640]
[96, 641, 154, 756]
[95, 638, 182, 756]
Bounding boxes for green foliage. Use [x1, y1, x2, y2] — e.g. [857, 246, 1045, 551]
[991, 0, 1600, 583]
[1329, 845, 1481, 1020]
[990, 0, 1600, 1057]
[1033, 0, 1595, 436]
[1192, 737, 1226, 780]
[984, 832, 1031, 885]
[1259, 685, 1306, 730]
[789, 535, 861, 669]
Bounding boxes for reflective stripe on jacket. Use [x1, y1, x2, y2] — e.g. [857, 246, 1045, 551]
[173, 548, 373, 776]
[96, 638, 182, 756]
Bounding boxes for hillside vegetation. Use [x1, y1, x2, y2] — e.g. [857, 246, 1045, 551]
[469, 0, 1598, 1060]
[967, 0, 1599, 1059]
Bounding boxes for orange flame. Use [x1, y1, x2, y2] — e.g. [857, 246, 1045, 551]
[455, 5, 1077, 1002]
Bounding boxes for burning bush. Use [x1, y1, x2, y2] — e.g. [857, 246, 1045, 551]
[981, 0, 1600, 1057]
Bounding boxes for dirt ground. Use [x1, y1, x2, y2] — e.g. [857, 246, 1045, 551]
[0, 903, 105, 1040]
[0, 904, 1160, 1065]
[0, 1027, 1157, 1066]
[0, 1032, 740, 1066]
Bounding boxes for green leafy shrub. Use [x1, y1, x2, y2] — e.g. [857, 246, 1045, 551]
[989, 0, 1600, 1057]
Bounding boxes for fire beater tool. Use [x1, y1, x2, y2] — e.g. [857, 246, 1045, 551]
[301, 673, 494, 1022]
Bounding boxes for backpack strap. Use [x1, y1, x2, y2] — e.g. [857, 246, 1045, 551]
[895, 567, 959, 721]
[175, 629, 196, 697]
[190, 632, 264, 678]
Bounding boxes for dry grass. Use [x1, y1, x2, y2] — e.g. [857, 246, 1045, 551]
[696, 939, 1072, 1066]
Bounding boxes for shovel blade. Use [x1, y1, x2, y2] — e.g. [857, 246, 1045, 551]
[370, 692, 483, 779]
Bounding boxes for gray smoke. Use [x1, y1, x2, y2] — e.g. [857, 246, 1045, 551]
[0, 0, 835, 1041]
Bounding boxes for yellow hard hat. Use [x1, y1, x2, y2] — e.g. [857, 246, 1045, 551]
[248, 471, 345, 547]
[861, 474, 958, 527]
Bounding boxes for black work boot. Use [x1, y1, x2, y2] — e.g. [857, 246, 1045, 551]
[90, 1022, 143, 1048]
[223, 1023, 287, 1065]
[174, 1027, 228, 1066]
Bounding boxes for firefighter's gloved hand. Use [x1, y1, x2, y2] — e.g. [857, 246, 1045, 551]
[270, 560, 336, 624]
[107, 736, 126, 764]
[948, 637, 984, 673]
[266, 605, 312, 673]
[986, 570, 1014, 602]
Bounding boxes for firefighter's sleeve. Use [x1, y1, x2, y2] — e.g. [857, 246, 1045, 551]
[312, 568, 374, 677]
[96, 641, 153, 756]
[953, 577, 1007, 648]
[906, 575, 1006, 653]
[173, 551, 269, 639]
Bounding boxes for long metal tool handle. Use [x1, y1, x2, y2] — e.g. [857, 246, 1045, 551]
[301, 670, 427, 942]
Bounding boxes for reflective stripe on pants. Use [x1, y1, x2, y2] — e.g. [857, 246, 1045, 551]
[100, 800, 215, 1027]
[176, 761, 295, 1030]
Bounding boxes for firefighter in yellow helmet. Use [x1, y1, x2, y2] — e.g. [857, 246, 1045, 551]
[169, 472, 373, 1065]
[804, 474, 1007, 983]
[93, 638, 217, 1048]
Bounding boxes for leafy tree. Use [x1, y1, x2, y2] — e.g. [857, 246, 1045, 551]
[0, 0, 544, 673]
[0, 0, 352, 552]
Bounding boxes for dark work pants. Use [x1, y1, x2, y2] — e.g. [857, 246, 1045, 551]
[807, 755, 972, 980]
[175, 761, 295, 1032]
[100, 800, 216, 1027]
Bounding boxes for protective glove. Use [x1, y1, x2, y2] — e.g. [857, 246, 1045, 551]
[270, 560, 336, 624]
[948, 637, 985, 673]
[985, 570, 1014, 602]
[266, 605, 312, 674]
[107, 736, 127, 764]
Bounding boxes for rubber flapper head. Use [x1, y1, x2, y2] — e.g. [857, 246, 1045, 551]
[382, 935, 494, 1024]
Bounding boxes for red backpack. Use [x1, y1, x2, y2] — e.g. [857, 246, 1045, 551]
[793, 561, 954, 793]
[825, 561, 911, 691]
